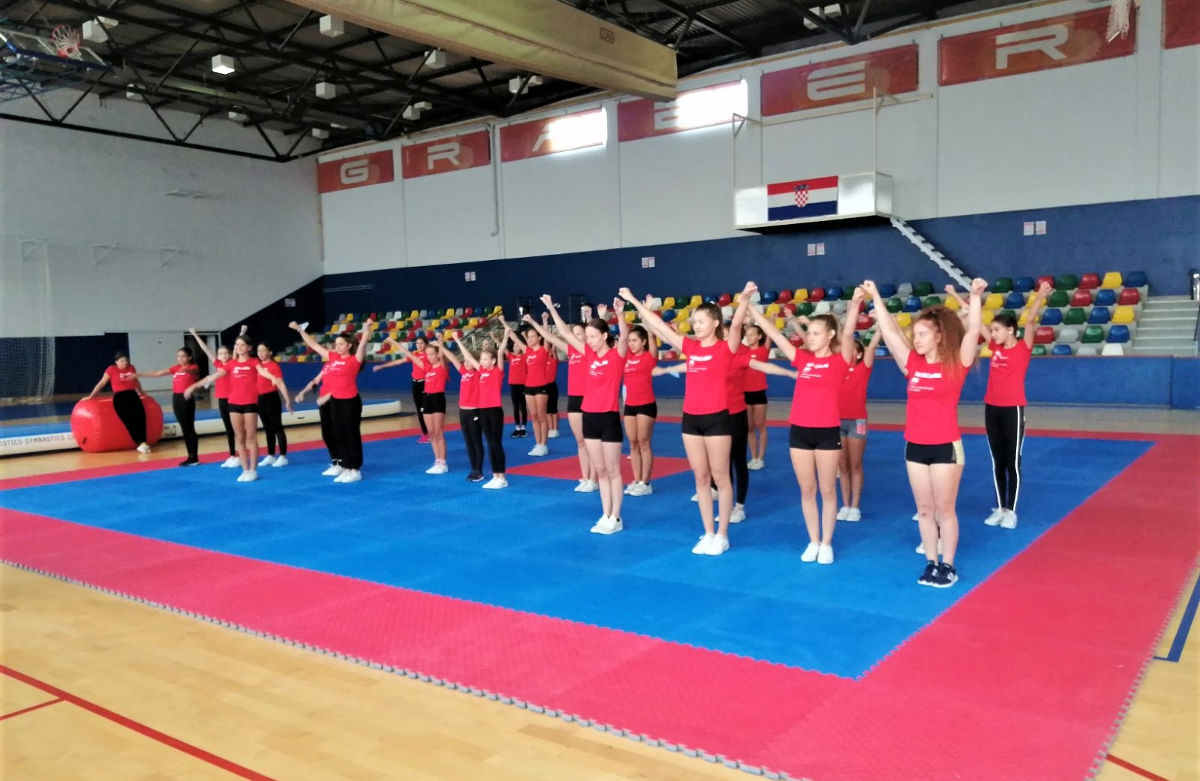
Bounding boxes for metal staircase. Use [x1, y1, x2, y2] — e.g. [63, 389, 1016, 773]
[890, 217, 971, 288]
[1131, 296, 1200, 356]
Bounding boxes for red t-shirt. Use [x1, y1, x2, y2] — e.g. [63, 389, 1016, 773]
[545, 349, 559, 387]
[566, 346, 585, 396]
[985, 340, 1031, 407]
[622, 350, 657, 406]
[256, 360, 282, 395]
[682, 337, 733, 415]
[477, 366, 504, 409]
[838, 362, 872, 420]
[743, 345, 770, 392]
[507, 352, 526, 385]
[789, 350, 849, 428]
[410, 353, 428, 381]
[458, 366, 479, 408]
[423, 361, 448, 394]
[523, 345, 549, 387]
[213, 359, 231, 399]
[225, 358, 262, 405]
[323, 353, 361, 400]
[904, 353, 967, 445]
[726, 347, 752, 415]
[105, 364, 139, 392]
[169, 363, 200, 394]
[581, 346, 624, 414]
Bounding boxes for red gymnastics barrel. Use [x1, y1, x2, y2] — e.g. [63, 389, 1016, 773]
[70, 396, 164, 453]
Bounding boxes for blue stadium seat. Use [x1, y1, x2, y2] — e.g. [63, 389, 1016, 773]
[1040, 308, 1063, 326]
[826, 286, 843, 300]
[1093, 288, 1117, 307]
[1088, 306, 1112, 325]
[1107, 324, 1131, 343]
[1051, 344, 1074, 356]
[1004, 292, 1026, 309]
[903, 296, 922, 312]
[877, 283, 897, 298]
[1124, 271, 1147, 287]
[1013, 276, 1035, 293]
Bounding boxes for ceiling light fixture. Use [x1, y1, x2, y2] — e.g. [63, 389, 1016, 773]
[211, 54, 235, 75]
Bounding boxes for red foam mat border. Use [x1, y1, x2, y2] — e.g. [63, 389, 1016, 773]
[1, 435, 1196, 780]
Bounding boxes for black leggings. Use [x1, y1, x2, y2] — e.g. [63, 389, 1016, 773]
[729, 409, 749, 505]
[510, 384, 527, 426]
[258, 392, 287, 456]
[319, 401, 337, 464]
[172, 392, 198, 459]
[218, 398, 236, 456]
[985, 404, 1025, 511]
[412, 380, 428, 435]
[479, 407, 506, 474]
[328, 395, 363, 470]
[460, 408, 484, 474]
[112, 390, 147, 445]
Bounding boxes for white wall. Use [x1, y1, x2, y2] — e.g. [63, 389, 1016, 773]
[0, 100, 323, 338]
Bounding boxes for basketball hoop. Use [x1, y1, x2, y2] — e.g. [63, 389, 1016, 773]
[1105, 0, 1135, 42]
[50, 24, 82, 59]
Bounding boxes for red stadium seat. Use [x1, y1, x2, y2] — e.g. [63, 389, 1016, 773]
[717, 293, 732, 307]
[1070, 290, 1093, 307]
[1034, 326, 1056, 344]
[1117, 288, 1141, 305]
[1036, 275, 1055, 291]
[464, 307, 474, 316]
[1078, 273, 1100, 289]
[777, 290, 793, 303]
[855, 314, 874, 330]
[808, 287, 826, 302]
[783, 302, 797, 315]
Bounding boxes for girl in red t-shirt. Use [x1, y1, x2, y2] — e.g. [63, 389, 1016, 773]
[542, 294, 629, 534]
[374, 335, 431, 443]
[254, 343, 293, 468]
[743, 325, 771, 470]
[620, 282, 753, 556]
[621, 321, 658, 497]
[189, 327, 240, 467]
[834, 328, 882, 523]
[522, 308, 597, 493]
[541, 313, 563, 441]
[287, 319, 372, 483]
[138, 346, 201, 466]
[444, 332, 485, 481]
[864, 278, 986, 588]
[462, 324, 512, 489]
[745, 290, 863, 565]
[503, 329, 529, 439]
[520, 323, 552, 456]
[86, 351, 151, 454]
[393, 339, 449, 473]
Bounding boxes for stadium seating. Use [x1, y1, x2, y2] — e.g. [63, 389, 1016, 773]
[1107, 324, 1131, 343]
[1125, 270, 1148, 287]
[1111, 306, 1136, 325]
[1041, 308, 1063, 326]
[992, 277, 1013, 294]
[1064, 307, 1087, 325]
[1013, 276, 1035, 293]
[1088, 307, 1112, 325]
[1078, 272, 1100, 290]
[1052, 344, 1074, 356]
[1070, 290, 1093, 307]
[1081, 325, 1105, 343]
[1004, 292, 1026, 309]
[1056, 274, 1079, 290]
[1100, 271, 1123, 289]
[1093, 288, 1117, 307]
[1117, 288, 1141, 306]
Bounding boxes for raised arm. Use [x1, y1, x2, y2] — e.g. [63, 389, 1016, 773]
[727, 281, 756, 353]
[606, 297, 630, 357]
[618, 287, 684, 353]
[188, 328, 217, 364]
[961, 278, 987, 368]
[749, 359, 799, 380]
[439, 339, 463, 371]
[746, 303, 797, 363]
[862, 328, 883, 368]
[452, 333, 480, 370]
[289, 321, 329, 360]
[354, 319, 373, 364]
[841, 287, 865, 364]
[1022, 280, 1052, 349]
[943, 284, 969, 311]
[862, 279, 911, 373]
[537, 295, 582, 353]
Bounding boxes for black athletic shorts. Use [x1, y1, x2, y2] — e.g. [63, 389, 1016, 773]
[421, 391, 447, 414]
[681, 410, 731, 437]
[788, 424, 842, 451]
[523, 383, 549, 396]
[226, 403, 258, 414]
[905, 440, 964, 465]
[582, 411, 623, 443]
[623, 402, 658, 419]
[744, 390, 768, 406]
[567, 394, 584, 414]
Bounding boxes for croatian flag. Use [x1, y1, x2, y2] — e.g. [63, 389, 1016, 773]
[767, 176, 839, 221]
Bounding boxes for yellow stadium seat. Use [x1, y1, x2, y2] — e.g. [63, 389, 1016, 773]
[983, 293, 1003, 310]
[430, 318, 441, 328]
[793, 288, 808, 302]
[677, 320, 692, 334]
[982, 310, 995, 325]
[625, 311, 636, 323]
[896, 312, 912, 328]
[689, 295, 702, 307]
[1112, 305, 1136, 325]
[765, 303, 780, 317]
[1018, 310, 1030, 326]
[944, 295, 961, 311]
[979, 344, 992, 358]
[663, 297, 675, 309]
[676, 307, 690, 321]
[1100, 271, 1123, 289]
[774, 317, 787, 330]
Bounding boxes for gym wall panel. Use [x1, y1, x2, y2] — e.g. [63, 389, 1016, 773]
[404, 164, 502, 267]
[1159, 46, 1200, 198]
[319, 144, 408, 274]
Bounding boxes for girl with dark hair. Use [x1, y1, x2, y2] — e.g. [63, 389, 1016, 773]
[189, 326, 241, 468]
[863, 278, 986, 588]
[254, 343, 293, 468]
[620, 283, 753, 556]
[295, 368, 341, 475]
[443, 332, 484, 482]
[835, 328, 882, 522]
[981, 280, 1050, 529]
[522, 309, 597, 492]
[743, 323, 771, 470]
[621, 320, 658, 496]
[374, 334, 431, 443]
[746, 290, 863, 565]
[541, 294, 628, 534]
[503, 326, 529, 438]
[543, 312, 562, 441]
[86, 351, 151, 454]
[287, 319, 373, 483]
[138, 346, 201, 466]
[520, 323, 552, 456]
[470, 327, 511, 489]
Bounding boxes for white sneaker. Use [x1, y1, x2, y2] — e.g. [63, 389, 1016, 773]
[912, 512, 920, 521]
[623, 483, 634, 495]
[999, 510, 1018, 529]
[259, 455, 276, 467]
[237, 470, 258, 482]
[528, 444, 548, 456]
[590, 515, 624, 535]
[575, 479, 598, 493]
[747, 458, 764, 471]
[817, 543, 834, 565]
[692, 533, 715, 554]
[136, 443, 151, 454]
[335, 469, 361, 483]
[915, 539, 944, 555]
[730, 504, 746, 524]
[983, 507, 1005, 526]
[322, 464, 344, 477]
[844, 507, 861, 522]
[547, 429, 560, 439]
[425, 463, 449, 474]
[836, 506, 850, 521]
[703, 534, 729, 556]
[638, 483, 653, 496]
[690, 492, 699, 502]
[271, 455, 288, 467]
[800, 542, 820, 562]
[482, 476, 508, 489]
[221, 456, 241, 469]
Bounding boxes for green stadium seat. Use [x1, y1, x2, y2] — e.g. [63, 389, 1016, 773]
[1064, 307, 1087, 325]
[1081, 325, 1105, 343]
[1055, 274, 1079, 290]
[1047, 290, 1069, 308]
[991, 277, 1013, 294]
[912, 281, 933, 297]
[886, 297, 903, 313]
[1031, 344, 1048, 357]
[923, 296, 943, 308]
